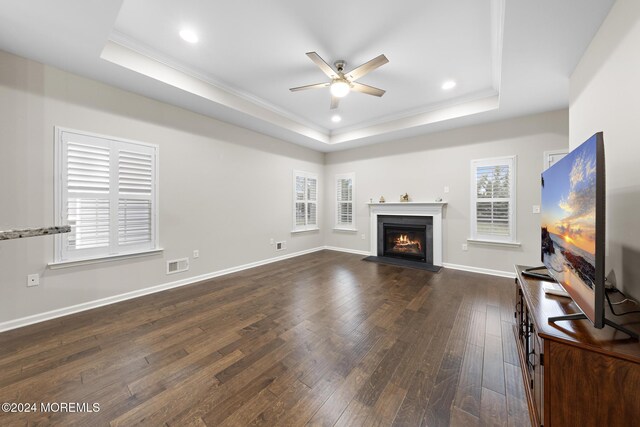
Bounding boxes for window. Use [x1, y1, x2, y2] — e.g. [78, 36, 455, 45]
[335, 173, 355, 230]
[470, 156, 516, 243]
[55, 128, 158, 262]
[293, 170, 318, 232]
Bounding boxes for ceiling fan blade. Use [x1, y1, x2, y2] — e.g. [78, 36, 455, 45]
[345, 54, 389, 81]
[351, 82, 386, 97]
[330, 95, 340, 109]
[289, 82, 330, 92]
[306, 52, 338, 79]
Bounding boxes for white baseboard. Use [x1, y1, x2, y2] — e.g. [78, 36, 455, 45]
[0, 246, 325, 333]
[442, 262, 515, 279]
[323, 246, 371, 256]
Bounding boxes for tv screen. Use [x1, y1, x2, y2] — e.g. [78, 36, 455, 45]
[541, 132, 605, 328]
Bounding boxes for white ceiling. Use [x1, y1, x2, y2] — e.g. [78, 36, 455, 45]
[0, 0, 615, 152]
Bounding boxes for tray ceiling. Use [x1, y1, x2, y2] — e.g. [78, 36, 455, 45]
[0, 0, 615, 151]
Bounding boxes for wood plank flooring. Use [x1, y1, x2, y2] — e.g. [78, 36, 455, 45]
[0, 250, 529, 426]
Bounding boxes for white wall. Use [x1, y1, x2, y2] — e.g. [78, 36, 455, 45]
[324, 110, 569, 274]
[570, 0, 640, 298]
[0, 50, 324, 326]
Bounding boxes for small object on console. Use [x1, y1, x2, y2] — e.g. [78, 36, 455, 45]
[543, 282, 570, 298]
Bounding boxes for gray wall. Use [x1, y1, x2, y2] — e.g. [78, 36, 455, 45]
[570, 0, 640, 299]
[324, 110, 569, 274]
[0, 50, 324, 325]
[0, 48, 571, 329]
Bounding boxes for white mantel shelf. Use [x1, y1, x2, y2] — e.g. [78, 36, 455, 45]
[368, 201, 446, 266]
[367, 201, 447, 206]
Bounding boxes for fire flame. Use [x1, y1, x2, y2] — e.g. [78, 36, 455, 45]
[394, 234, 421, 251]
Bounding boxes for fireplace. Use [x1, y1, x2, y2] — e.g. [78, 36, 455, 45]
[384, 224, 426, 261]
[377, 215, 433, 265]
[368, 202, 445, 269]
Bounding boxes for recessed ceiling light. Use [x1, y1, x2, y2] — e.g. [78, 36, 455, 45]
[179, 29, 199, 44]
[442, 80, 457, 90]
[331, 114, 342, 123]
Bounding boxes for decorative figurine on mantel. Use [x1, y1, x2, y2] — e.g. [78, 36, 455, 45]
[379, 196, 386, 203]
[400, 193, 410, 202]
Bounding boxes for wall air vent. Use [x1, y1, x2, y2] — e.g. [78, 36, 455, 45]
[166, 258, 189, 275]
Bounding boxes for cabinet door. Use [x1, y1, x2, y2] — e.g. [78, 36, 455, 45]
[534, 335, 544, 424]
[515, 282, 525, 335]
[548, 340, 640, 426]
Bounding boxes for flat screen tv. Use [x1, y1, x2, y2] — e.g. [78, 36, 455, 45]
[540, 132, 605, 328]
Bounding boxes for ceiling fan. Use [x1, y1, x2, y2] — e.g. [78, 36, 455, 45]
[290, 52, 389, 109]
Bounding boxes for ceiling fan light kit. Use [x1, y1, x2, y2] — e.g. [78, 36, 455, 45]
[290, 52, 388, 109]
[330, 80, 350, 98]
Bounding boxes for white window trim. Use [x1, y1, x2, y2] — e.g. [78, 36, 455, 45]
[48, 248, 164, 269]
[334, 172, 356, 232]
[469, 155, 517, 244]
[292, 170, 319, 233]
[543, 149, 569, 171]
[53, 126, 160, 265]
[467, 238, 521, 248]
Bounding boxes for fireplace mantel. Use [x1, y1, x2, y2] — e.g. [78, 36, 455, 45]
[368, 201, 446, 266]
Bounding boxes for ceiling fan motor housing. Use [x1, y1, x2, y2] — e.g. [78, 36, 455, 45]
[334, 60, 347, 73]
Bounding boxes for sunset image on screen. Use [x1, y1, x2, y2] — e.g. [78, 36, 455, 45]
[541, 135, 598, 319]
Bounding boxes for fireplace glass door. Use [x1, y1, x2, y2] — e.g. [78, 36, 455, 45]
[383, 224, 427, 261]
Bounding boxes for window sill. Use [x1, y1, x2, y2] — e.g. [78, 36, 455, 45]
[48, 248, 164, 270]
[467, 239, 521, 248]
[333, 227, 357, 232]
[290, 228, 320, 234]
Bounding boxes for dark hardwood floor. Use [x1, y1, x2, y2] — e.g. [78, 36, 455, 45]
[0, 250, 529, 426]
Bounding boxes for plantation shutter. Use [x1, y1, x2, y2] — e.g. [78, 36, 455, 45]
[65, 138, 111, 254]
[336, 174, 354, 229]
[295, 175, 306, 227]
[57, 129, 157, 262]
[293, 171, 319, 231]
[307, 176, 317, 226]
[118, 149, 153, 247]
[471, 157, 516, 242]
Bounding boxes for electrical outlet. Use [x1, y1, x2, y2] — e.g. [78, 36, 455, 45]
[276, 241, 287, 251]
[193, 250, 199, 259]
[444, 186, 450, 193]
[532, 205, 541, 214]
[27, 274, 39, 287]
[462, 243, 468, 251]
[361, 233, 366, 240]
